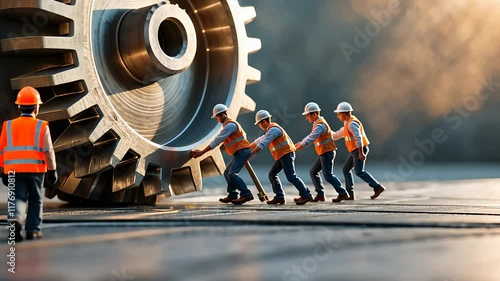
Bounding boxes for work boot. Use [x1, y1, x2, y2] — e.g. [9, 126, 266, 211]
[219, 196, 236, 203]
[332, 193, 350, 203]
[232, 194, 254, 205]
[295, 196, 313, 205]
[371, 186, 386, 199]
[311, 195, 325, 202]
[26, 231, 43, 240]
[267, 198, 285, 205]
[346, 191, 356, 200]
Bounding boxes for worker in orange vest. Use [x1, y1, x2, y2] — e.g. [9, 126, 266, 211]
[250, 110, 313, 205]
[0, 86, 58, 242]
[295, 102, 349, 203]
[332, 102, 385, 200]
[191, 104, 254, 205]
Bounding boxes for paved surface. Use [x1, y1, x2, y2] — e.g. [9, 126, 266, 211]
[1, 178, 500, 281]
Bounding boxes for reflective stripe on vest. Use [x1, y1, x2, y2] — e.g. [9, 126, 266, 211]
[312, 117, 337, 155]
[222, 118, 251, 156]
[4, 159, 45, 165]
[2, 118, 48, 173]
[225, 135, 246, 148]
[270, 140, 292, 152]
[344, 116, 370, 152]
[268, 123, 295, 160]
[314, 138, 334, 146]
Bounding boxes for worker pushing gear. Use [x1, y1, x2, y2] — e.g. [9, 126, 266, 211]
[332, 102, 386, 200]
[295, 102, 349, 203]
[249, 110, 313, 205]
[190, 104, 254, 205]
[1, 86, 58, 242]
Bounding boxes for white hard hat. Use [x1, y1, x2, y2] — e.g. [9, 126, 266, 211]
[302, 102, 321, 115]
[211, 104, 229, 118]
[334, 102, 354, 113]
[254, 110, 272, 125]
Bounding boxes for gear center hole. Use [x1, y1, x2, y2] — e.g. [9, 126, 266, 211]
[158, 19, 186, 58]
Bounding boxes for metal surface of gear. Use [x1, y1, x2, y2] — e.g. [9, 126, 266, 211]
[0, 0, 261, 204]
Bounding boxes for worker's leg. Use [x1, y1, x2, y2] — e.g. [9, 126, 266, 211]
[320, 151, 347, 195]
[224, 158, 239, 199]
[14, 174, 29, 228]
[282, 152, 311, 198]
[309, 157, 324, 197]
[352, 146, 382, 189]
[268, 159, 284, 199]
[25, 173, 44, 233]
[228, 148, 252, 197]
[342, 153, 355, 195]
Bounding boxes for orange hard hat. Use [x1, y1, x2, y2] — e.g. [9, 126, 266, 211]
[15, 86, 43, 105]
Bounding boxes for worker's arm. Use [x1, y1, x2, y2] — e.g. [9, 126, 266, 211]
[191, 123, 237, 158]
[1, 122, 7, 186]
[295, 124, 325, 151]
[250, 128, 281, 158]
[348, 122, 366, 161]
[331, 126, 345, 140]
[42, 126, 58, 184]
[42, 127, 57, 170]
[249, 135, 264, 158]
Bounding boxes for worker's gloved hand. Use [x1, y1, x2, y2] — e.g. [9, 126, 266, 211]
[2, 174, 8, 186]
[46, 170, 58, 185]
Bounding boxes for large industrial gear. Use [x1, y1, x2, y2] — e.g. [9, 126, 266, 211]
[0, 0, 261, 204]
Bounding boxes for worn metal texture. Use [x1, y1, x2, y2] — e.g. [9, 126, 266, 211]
[0, 0, 261, 204]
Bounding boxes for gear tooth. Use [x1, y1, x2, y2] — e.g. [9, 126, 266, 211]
[240, 6, 257, 24]
[1, 36, 73, 54]
[58, 171, 82, 195]
[110, 141, 129, 167]
[170, 161, 202, 195]
[246, 37, 261, 54]
[0, 0, 76, 20]
[87, 171, 113, 201]
[74, 129, 118, 177]
[52, 105, 100, 151]
[201, 150, 226, 178]
[110, 186, 138, 203]
[39, 93, 94, 121]
[134, 158, 147, 186]
[52, 117, 100, 152]
[246, 66, 261, 85]
[142, 164, 167, 197]
[136, 186, 158, 205]
[238, 93, 256, 114]
[111, 149, 139, 192]
[88, 121, 111, 143]
[112, 161, 139, 192]
[11, 66, 81, 89]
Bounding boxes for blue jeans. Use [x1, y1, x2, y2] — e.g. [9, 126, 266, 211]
[224, 148, 252, 199]
[310, 151, 347, 196]
[269, 152, 311, 199]
[14, 173, 44, 232]
[343, 146, 382, 193]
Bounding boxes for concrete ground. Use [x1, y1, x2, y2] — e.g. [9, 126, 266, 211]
[0, 174, 499, 281]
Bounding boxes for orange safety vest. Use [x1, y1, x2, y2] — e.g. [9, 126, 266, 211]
[268, 122, 296, 160]
[312, 117, 337, 155]
[344, 115, 370, 152]
[222, 118, 251, 156]
[0, 116, 48, 173]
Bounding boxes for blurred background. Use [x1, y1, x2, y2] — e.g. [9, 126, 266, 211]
[230, 0, 500, 178]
